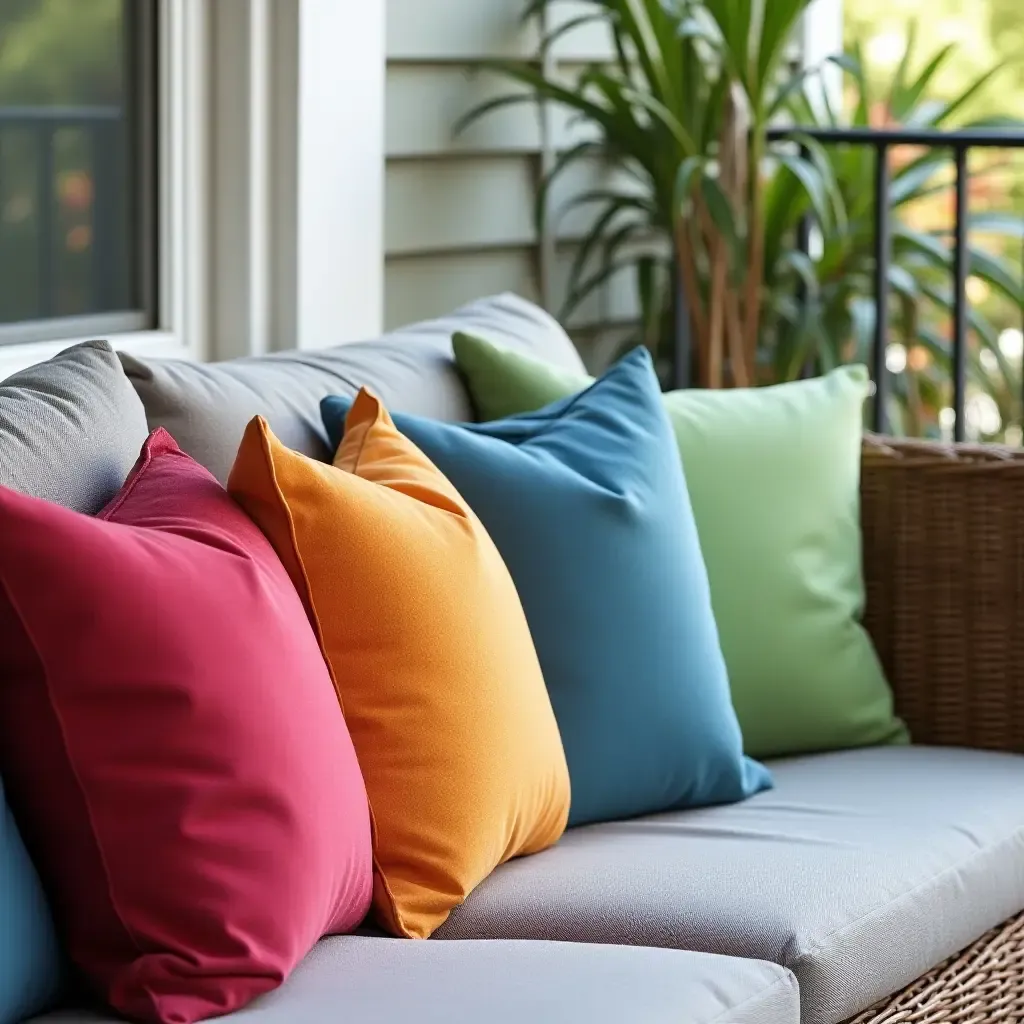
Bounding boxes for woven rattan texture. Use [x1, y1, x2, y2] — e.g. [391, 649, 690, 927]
[860, 433, 1024, 753]
[843, 911, 1024, 1023]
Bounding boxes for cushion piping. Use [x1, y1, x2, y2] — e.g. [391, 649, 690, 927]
[707, 969, 800, 1024]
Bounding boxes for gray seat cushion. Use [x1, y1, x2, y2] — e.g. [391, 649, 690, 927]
[120, 293, 586, 483]
[25, 936, 798, 1024]
[0, 341, 148, 514]
[437, 746, 1024, 1024]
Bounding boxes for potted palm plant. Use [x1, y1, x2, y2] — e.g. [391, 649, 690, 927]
[461, 0, 1024, 438]
[459, 0, 839, 388]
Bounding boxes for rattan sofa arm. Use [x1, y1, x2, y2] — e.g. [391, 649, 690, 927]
[860, 433, 1024, 752]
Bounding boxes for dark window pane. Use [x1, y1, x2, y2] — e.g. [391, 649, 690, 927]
[0, 0, 154, 327]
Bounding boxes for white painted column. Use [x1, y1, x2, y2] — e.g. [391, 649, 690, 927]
[209, 0, 386, 359]
[209, 0, 269, 359]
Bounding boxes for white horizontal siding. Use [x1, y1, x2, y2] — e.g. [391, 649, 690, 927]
[386, 67, 543, 159]
[386, 158, 538, 255]
[385, 245, 639, 333]
[385, 65, 601, 161]
[383, 1, 827, 359]
[384, 0, 631, 350]
[387, 0, 613, 62]
[386, 155, 638, 255]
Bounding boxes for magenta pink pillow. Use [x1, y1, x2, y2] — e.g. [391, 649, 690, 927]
[0, 429, 372, 1024]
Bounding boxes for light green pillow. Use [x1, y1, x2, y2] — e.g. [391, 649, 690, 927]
[453, 331, 908, 758]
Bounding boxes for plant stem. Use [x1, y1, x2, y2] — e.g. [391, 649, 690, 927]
[742, 134, 766, 384]
[719, 85, 750, 387]
[674, 217, 709, 384]
[708, 237, 727, 388]
[725, 292, 749, 386]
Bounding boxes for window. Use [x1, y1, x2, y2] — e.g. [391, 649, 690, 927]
[0, 0, 156, 342]
[0, 0, 385, 375]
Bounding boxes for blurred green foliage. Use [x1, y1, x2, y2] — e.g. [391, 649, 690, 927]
[0, 0, 122, 106]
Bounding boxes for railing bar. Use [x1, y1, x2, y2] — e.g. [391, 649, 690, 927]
[952, 145, 970, 443]
[767, 126, 1024, 148]
[37, 126, 55, 319]
[872, 143, 891, 433]
[91, 122, 118, 311]
[795, 141, 813, 378]
[0, 106, 122, 124]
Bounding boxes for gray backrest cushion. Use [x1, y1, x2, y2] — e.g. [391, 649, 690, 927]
[119, 293, 585, 483]
[0, 340, 149, 514]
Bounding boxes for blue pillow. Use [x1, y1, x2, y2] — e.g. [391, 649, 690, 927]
[0, 779, 62, 1024]
[322, 347, 771, 826]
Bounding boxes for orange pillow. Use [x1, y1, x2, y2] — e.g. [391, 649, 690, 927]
[228, 390, 570, 938]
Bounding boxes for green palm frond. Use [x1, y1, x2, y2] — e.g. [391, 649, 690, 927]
[459, 0, 1024, 433]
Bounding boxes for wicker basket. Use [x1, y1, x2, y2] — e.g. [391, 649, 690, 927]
[845, 912, 1024, 1023]
[860, 433, 1024, 753]
[844, 435, 1024, 1023]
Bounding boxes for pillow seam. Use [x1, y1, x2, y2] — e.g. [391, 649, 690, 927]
[334, 393, 377, 476]
[97, 432, 157, 522]
[254, 420, 410, 938]
[468, 350, 627, 448]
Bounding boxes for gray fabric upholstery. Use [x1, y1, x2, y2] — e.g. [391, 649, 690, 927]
[0, 341, 148, 514]
[120, 293, 585, 483]
[25, 937, 798, 1024]
[437, 746, 1024, 1024]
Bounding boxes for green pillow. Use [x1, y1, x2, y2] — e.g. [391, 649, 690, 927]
[453, 331, 908, 758]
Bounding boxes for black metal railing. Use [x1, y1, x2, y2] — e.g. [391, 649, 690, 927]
[0, 106, 125, 322]
[765, 126, 1024, 441]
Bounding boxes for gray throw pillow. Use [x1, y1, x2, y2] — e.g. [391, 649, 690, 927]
[0, 340, 149, 514]
[119, 293, 586, 483]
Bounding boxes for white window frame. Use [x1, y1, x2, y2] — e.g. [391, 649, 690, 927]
[0, 0, 386, 379]
[0, 0, 206, 377]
